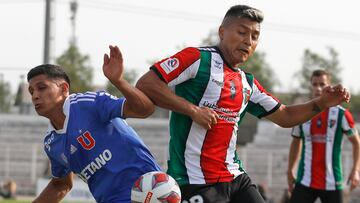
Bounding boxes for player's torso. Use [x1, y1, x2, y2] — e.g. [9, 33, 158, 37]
[44, 102, 160, 202]
[298, 106, 344, 190]
[169, 48, 252, 185]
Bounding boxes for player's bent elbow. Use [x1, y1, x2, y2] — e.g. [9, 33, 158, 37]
[138, 104, 155, 118]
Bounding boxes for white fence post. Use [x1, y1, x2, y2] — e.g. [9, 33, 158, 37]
[31, 143, 38, 183]
[267, 152, 273, 187]
[5, 145, 10, 178]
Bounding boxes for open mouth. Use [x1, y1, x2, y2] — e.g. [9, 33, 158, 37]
[239, 48, 249, 55]
[35, 104, 41, 109]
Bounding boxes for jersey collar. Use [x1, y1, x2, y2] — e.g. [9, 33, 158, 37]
[47, 96, 71, 134]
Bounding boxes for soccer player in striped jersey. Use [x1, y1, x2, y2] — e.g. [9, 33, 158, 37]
[136, 5, 351, 203]
[28, 46, 161, 203]
[287, 70, 360, 203]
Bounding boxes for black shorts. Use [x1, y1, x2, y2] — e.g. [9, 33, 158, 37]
[180, 173, 265, 203]
[290, 183, 343, 203]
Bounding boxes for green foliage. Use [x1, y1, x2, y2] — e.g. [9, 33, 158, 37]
[342, 93, 360, 120]
[56, 45, 93, 93]
[201, 30, 277, 91]
[105, 69, 138, 97]
[0, 77, 12, 112]
[240, 52, 277, 92]
[295, 47, 342, 92]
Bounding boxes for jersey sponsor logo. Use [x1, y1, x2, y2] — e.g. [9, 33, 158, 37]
[306, 134, 332, 143]
[212, 59, 222, 69]
[160, 58, 179, 74]
[203, 101, 237, 123]
[44, 133, 55, 152]
[77, 149, 112, 182]
[77, 131, 96, 150]
[211, 78, 224, 88]
[230, 80, 236, 100]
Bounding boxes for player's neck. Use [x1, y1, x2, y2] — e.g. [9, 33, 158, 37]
[48, 107, 66, 130]
[217, 44, 241, 68]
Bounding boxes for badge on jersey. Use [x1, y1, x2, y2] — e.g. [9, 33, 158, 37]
[77, 131, 96, 150]
[160, 58, 180, 74]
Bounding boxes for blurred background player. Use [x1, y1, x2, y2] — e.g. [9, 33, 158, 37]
[287, 69, 360, 203]
[0, 179, 17, 199]
[29, 45, 161, 203]
[136, 4, 351, 203]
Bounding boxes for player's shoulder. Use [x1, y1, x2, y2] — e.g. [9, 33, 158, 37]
[198, 46, 218, 53]
[333, 105, 351, 113]
[69, 91, 97, 104]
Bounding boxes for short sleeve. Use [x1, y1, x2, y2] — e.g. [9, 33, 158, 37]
[150, 47, 201, 86]
[43, 146, 71, 178]
[291, 125, 302, 138]
[95, 91, 126, 122]
[246, 79, 281, 118]
[342, 109, 358, 137]
[49, 158, 71, 178]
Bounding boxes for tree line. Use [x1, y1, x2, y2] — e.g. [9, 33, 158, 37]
[0, 32, 359, 119]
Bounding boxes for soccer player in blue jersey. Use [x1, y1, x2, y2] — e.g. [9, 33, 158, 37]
[29, 45, 161, 203]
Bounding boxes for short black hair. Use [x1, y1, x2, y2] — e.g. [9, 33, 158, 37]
[27, 64, 71, 86]
[222, 5, 264, 25]
[311, 69, 331, 83]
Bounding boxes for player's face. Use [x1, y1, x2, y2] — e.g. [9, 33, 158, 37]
[219, 17, 260, 66]
[311, 75, 330, 98]
[28, 74, 68, 118]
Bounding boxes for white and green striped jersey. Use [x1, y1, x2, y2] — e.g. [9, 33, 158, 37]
[151, 47, 280, 186]
[292, 106, 358, 190]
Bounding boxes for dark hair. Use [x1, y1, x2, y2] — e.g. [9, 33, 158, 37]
[310, 69, 331, 83]
[222, 5, 264, 25]
[27, 64, 71, 86]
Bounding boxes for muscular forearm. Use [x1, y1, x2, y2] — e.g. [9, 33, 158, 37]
[267, 99, 323, 128]
[33, 179, 72, 203]
[136, 71, 198, 117]
[113, 79, 154, 118]
[351, 136, 360, 173]
[288, 138, 301, 174]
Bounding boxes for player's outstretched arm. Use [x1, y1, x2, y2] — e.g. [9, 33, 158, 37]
[32, 173, 73, 203]
[103, 45, 154, 118]
[136, 70, 219, 130]
[348, 135, 360, 191]
[266, 85, 350, 128]
[287, 138, 301, 193]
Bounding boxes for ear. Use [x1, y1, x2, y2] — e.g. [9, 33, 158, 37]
[60, 82, 70, 96]
[218, 26, 224, 41]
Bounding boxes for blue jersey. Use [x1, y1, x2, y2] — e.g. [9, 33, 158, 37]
[43, 91, 161, 203]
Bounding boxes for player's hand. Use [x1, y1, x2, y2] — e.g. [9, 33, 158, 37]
[347, 169, 360, 191]
[318, 84, 350, 109]
[103, 45, 124, 84]
[191, 107, 219, 130]
[287, 170, 296, 193]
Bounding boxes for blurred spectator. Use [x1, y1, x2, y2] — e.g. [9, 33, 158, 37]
[0, 180, 17, 199]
